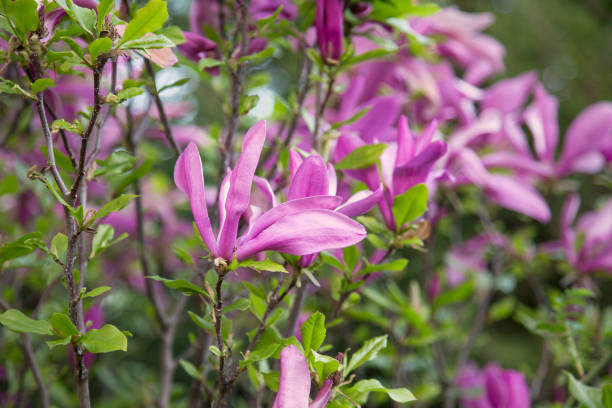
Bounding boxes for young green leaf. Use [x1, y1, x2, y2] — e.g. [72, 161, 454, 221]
[566, 372, 603, 408]
[119, 34, 175, 50]
[55, 0, 97, 37]
[80, 324, 128, 353]
[346, 335, 388, 373]
[0, 0, 38, 42]
[46, 336, 72, 349]
[224, 298, 251, 313]
[82, 286, 112, 299]
[335, 143, 387, 170]
[392, 183, 428, 232]
[0, 78, 34, 99]
[345, 379, 416, 404]
[236, 259, 288, 273]
[300, 311, 326, 353]
[87, 194, 137, 224]
[146, 276, 209, 298]
[50, 233, 68, 259]
[119, 0, 168, 45]
[50, 313, 79, 338]
[0, 309, 53, 335]
[602, 384, 612, 408]
[31, 78, 56, 94]
[180, 359, 203, 380]
[88, 37, 113, 61]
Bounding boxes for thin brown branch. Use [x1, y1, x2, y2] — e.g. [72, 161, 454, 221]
[144, 59, 180, 156]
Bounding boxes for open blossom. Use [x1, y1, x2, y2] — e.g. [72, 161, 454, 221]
[174, 121, 366, 262]
[554, 194, 612, 275]
[315, 0, 344, 63]
[273, 345, 333, 408]
[456, 363, 530, 408]
[334, 116, 447, 231]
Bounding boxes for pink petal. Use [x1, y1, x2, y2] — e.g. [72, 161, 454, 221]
[236, 209, 366, 260]
[310, 380, 333, 408]
[174, 142, 218, 254]
[289, 155, 330, 200]
[217, 121, 267, 259]
[272, 345, 311, 408]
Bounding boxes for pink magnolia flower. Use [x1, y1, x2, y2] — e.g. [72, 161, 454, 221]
[316, 0, 344, 63]
[555, 194, 612, 275]
[273, 345, 333, 408]
[174, 121, 366, 261]
[456, 363, 530, 408]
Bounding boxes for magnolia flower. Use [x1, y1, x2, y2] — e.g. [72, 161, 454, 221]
[273, 345, 333, 408]
[456, 363, 530, 408]
[315, 0, 344, 63]
[556, 194, 612, 275]
[334, 116, 447, 231]
[174, 121, 366, 262]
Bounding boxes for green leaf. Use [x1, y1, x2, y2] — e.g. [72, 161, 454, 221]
[392, 183, 428, 232]
[343, 246, 360, 274]
[55, 0, 97, 37]
[82, 286, 112, 299]
[94, 149, 136, 177]
[311, 350, 340, 383]
[566, 372, 603, 408]
[240, 94, 260, 115]
[0, 309, 53, 335]
[88, 37, 113, 61]
[335, 143, 387, 170]
[119, 0, 168, 45]
[0, 0, 38, 42]
[156, 25, 186, 45]
[300, 311, 326, 353]
[46, 336, 72, 349]
[238, 46, 275, 65]
[602, 384, 612, 408]
[158, 77, 190, 93]
[50, 313, 79, 338]
[180, 359, 202, 380]
[31, 78, 56, 94]
[51, 119, 83, 135]
[209, 345, 222, 356]
[331, 106, 371, 130]
[88, 194, 137, 224]
[225, 298, 251, 313]
[236, 259, 288, 273]
[119, 33, 174, 50]
[239, 343, 280, 367]
[0, 77, 34, 98]
[433, 280, 474, 310]
[361, 259, 408, 275]
[488, 296, 516, 323]
[80, 324, 127, 353]
[115, 87, 144, 102]
[370, 0, 439, 20]
[97, 0, 114, 37]
[0, 232, 46, 265]
[346, 335, 388, 373]
[90, 224, 127, 258]
[50, 232, 68, 259]
[188, 311, 214, 333]
[198, 58, 224, 70]
[173, 245, 194, 265]
[147, 276, 208, 297]
[346, 379, 416, 403]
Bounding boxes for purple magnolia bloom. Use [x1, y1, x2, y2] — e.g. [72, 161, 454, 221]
[456, 363, 530, 408]
[316, 0, 344, 63]
[177, 31, 216, 62]
[250, 0, 297, 20]
[174, 121, 366, 262]
[445, 233, 508, 286]
[556, 194, 612, 275]
[335, 116, 447, 231]
[273, 345, 333, 408]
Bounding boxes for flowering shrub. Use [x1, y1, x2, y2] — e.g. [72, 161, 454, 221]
[0, 0, 610, 407]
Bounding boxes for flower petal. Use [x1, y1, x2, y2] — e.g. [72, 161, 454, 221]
[272, 345, 311, 408]
[288, 155, 330, 200]
[336, 186, 383, 217]
[392, 140, 447, 195]
[236, 209, 366, 260]
[217, 120, 267, 259]
[174, 142, 218, 255]
[241, 196, 343, 243]
[309, 380, 333, 408]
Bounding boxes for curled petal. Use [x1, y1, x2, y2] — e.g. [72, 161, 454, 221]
[481, 71, 537, 114]
[395, 115, 415, 166]
[217, 121, 267, 259]
[392, 141, 447, 195]
[174, 143, 218, 255]
[310, 380, 333, 408]
[289, 155, 330, 200]
[236, 209, 366, 260]
[241, 196, 343, 243]
[272, 346, 311, 408]
[336, 186, 383, 217]
[485, 175, 551, 223]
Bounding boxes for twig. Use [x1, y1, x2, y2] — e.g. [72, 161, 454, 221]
[0, 99, 28, 147]
[36, 93, 69, 196]
[312, 72, 336, 152]
[144, 59, 180, 156]
[23, 333, 50, 408]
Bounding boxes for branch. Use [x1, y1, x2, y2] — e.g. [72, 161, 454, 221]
[144, 59, 180, 156]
